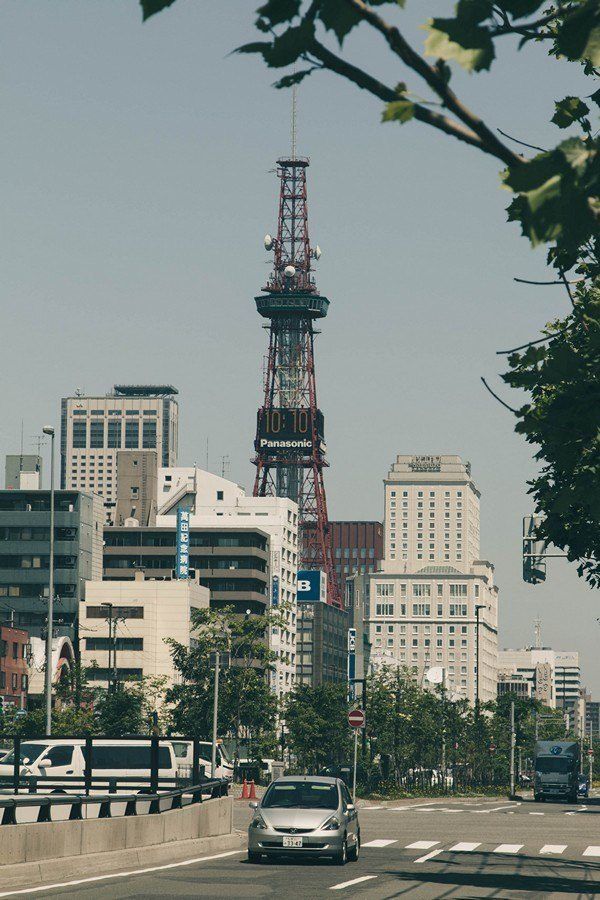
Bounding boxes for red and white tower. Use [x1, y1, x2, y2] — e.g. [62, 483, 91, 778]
[253, 153, 341, 607]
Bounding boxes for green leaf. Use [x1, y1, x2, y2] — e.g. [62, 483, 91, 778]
[555, 1, 600, 67]
[425, 17, 495, 72]
[590, 88, 600, 108]
[552, 96, 591, 129]
[266, 19, 315, 67]
[319, 0, 362, 44]
[500, 1, 545, 18]
[256, 0, 301, 27]
[140, 0, 177, 21]
[382, 99, 416, 124]
[273, 68, 315, 89]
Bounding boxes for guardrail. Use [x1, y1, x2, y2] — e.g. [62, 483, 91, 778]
[0, 778, 229, 826]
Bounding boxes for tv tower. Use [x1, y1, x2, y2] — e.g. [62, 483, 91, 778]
[252, 104, 340, 607]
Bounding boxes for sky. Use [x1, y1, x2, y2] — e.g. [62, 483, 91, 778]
[3, 3, 597, 689]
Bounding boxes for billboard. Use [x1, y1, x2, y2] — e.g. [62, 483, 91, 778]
[297, 570, 327, 602]
[176, 509, 190, 579]
[256, 408, 324, 454]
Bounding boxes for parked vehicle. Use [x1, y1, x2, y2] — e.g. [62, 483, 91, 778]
[169, 739, 233, 781]
[247, 775, 360, 865]
[533, 741, 580, 803]
[0, 739, 178, 792]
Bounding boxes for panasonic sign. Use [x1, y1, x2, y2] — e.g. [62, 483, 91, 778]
[259, 438, 312, 449]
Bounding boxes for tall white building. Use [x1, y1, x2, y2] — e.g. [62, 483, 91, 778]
[61, 385, 179, 521]
[368, 454, 498, 704]
[156, 467, 298, 699]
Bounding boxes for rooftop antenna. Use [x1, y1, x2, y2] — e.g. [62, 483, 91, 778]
[221, 455, 230, 480]
[19, 420, 24, 475]
[291, 73, 297, 160]
[534, 618, 542, 649]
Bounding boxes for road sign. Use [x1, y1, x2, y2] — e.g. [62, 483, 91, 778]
[348, 709, 365, 729]
[588, 748, 594, 755]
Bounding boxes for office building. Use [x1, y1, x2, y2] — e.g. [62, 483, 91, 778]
[5, 455, 42, 491]
[586, 700, 600, 741]
[156, 467, 298, 698]
[0, 490, 103, 638]
[498, 647, 581, 712]
[0, 623, 30, 709]
[345, 572, 372, 699]
[497, 673, 532, 700]
[330, 521, 383, 581]
[60, 385, 179, 522]
[367, 454, 499, 704]
[296, 599, 348, 687]
[81, 571, 210, 689]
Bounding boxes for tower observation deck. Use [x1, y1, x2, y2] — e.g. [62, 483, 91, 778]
[252, 155, 340, 608]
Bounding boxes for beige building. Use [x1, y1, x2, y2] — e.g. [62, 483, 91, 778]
[498, 647, 581, 712]
[114, 450, 158, 526]
[82, 571, 209, 689]
[61, 385, 178, 522]
[368, 454, 498, 704]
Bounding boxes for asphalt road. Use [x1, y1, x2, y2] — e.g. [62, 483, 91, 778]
[9, 794, 600, 899]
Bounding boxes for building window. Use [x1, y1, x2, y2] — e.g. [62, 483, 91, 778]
[89, 420, 104, 448]
[474, 584, 480, 597]
[413, 584, 431, 597]
[450, 584, 468, 597]
[412, 603, 430, 616]
[125, 421, 139, 449]
[72, 422, 87, 449]
[437, 604, 443, 616]
[376, 583, 394, 597]
[216, 491, 224, 501]
[375, 603, 394, 616]
[142, 420, 157, 449]
[449, 603, 468, 617]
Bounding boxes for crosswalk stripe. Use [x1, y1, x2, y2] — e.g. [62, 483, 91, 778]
[330, 876, 378, 891]
[414, 849, 444, 864]
[449, 842, 480, 852]
[583, 846, 600, 857]
[540, 845, 567, 855]
[362, 839, 397, 848]
[406, 841, 439, 850]
[493, 844, 523, 854]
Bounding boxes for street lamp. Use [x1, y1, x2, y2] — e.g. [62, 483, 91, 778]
[42, 425, 55, 736]
[475, 604, 486, 713]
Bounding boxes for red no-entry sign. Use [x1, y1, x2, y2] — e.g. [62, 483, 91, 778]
[348, 709, 366, 729]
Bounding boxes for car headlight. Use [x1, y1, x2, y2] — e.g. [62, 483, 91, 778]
[251, 813, 268, 830]
[322, 815, 341, 831]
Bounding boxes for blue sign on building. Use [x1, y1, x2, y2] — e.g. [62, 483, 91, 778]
[176, 509, 190, 579]
[297, 570, 326, 602]
[272, 575, 280, 607]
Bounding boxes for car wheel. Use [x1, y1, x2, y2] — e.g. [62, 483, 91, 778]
[247, 850, 262, 863]
[348, 833, 360, 862]
[333, 837, 348, 866]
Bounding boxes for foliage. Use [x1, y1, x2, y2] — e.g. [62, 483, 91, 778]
[284, 683, 351, 771]
[165, 605, 284, 759]
[94, 682, 146, 737]
[502, 277, 600, 586]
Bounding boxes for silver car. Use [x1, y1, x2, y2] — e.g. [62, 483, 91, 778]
[247, 775, 360, 865]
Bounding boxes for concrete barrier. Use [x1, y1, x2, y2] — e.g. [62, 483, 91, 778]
[0, 796, 233, 870]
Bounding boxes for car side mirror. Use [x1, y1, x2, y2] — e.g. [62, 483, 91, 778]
[249, 800, 259, 809]
[346, 803, 355, 812]
[37, 759, 50, 769]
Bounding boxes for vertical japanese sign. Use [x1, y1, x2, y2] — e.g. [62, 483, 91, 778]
[176, 509, 190, 579]
[272, 575, 280, 607]
[347, 628, 356, 701]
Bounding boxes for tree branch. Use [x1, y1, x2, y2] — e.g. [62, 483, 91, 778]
[481, 377, 519, 414]
[309, 41, 488, 156]
[342, 0, 524, 168]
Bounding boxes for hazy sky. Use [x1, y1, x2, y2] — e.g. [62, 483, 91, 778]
[4, 3, 596, 688]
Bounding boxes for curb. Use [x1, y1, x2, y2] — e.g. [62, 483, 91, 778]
[0, 831, 245, 892]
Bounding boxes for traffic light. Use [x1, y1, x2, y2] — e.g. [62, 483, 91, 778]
[523, 516, 547, 584]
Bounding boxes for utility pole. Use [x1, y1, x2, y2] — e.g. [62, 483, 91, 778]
[509, 700, 516, 798]
[475, 605, 485, 715]
[101, 603, 114, 692]
[42, 425, 55, 736]
[211, 650, 220, 778]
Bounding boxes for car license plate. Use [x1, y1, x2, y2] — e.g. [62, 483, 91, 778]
[283, 836, 303, 848]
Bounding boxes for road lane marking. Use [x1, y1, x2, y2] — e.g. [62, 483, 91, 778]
[415, 849, 444, 863]
[493, 844, 523, 854]
[0, 850, 244, 898]
[406, 841, 439, 850]
[475, 804, 521, 813]
[361, 806, 383, 810]
[388, 802, 444, 811]
[449, 842, 481, 852]
[583, 846, 600, 857]
[529, 812, 545, 816]
[330, 875, 378, 890]
[540, 845, 567, 854]
[362, 839, 397, 847]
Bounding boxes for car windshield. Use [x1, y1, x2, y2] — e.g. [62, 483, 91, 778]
[2, 743, 48, 765]
[536, 757, 574, 774]
[262, 782, 339, 810]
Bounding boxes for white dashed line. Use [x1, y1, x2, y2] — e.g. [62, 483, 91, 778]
[493, 844, 523, 854]
[414, 849, 444, 864]
[540, 845, 567, 855]
[330, 875, 378, 891]
[449, 842, 481, 852]
[387, 801, 443, 811]
[362, 839, 397, 848]
[475, 804, 521, 813]
[406, 841, 439, 850]
[529, 812, 545, 816]
[583, 846, 600, 857]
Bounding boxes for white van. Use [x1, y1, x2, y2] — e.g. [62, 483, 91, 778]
[170, 740, 233, 781]
[0, 739, 178, 791]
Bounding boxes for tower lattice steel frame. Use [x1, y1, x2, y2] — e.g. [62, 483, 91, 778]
[253, 155, 340, 607]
